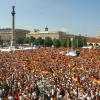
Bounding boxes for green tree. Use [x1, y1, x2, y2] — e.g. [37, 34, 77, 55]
[67, 38, 71, 47]
[73, 37, 87, 48]
[23, 37, 31, 44]
[34, 37, 44, 46]
[44, 37, 53, 47]
[30, 36, 36, 43]
[83, 38, 87, 46]
[78, 37, 85, 47]
[60, 38, 67, 47]
[72, 38, 77, 48]
[16, 38, 24, 44]
[53, 38, 61, 47]
[37, 37, 44, 46]
[34, 38, 39, 46]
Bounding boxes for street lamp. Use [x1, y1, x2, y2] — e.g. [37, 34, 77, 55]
[71, 38, 73, 48]
[67, 38, 69, 48]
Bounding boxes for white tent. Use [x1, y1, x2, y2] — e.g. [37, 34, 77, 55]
[82, 46, 92, 49]
[0, 48, 12, 52]
[66, 51, 77, 57]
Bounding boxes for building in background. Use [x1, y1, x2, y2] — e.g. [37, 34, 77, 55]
[27, 26, 77, 39]
[0, 27, 100, 47]
[0, 28, 30, 46]
[85, 37, 100, 45]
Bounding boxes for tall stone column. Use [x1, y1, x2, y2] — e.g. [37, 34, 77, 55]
[11, 6, 15, 47]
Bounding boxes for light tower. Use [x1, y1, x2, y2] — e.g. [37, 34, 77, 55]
[11, 6, 16, 47]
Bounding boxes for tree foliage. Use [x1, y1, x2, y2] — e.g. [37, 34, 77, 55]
[78, 37, 87, 47]
[30, 36, 35, 43]
[23, 37, 31, 44]
[53, 38, 61, 47]
[66, 38, 71, 47]
[16, 35, 87, 48]
[44, 37, 53, 47]
[16, 38, 24, 44]
[34, 37, 44, 46]
[71, 37, 87, 48]
[60, 38, 67, 47]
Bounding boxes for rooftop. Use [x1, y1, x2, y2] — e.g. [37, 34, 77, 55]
[86, 37, 100, 43]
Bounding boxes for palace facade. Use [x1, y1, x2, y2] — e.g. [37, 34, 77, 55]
[0, 28, 30, 41]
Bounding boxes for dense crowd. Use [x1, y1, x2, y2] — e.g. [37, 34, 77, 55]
[0, 47, 100, 100]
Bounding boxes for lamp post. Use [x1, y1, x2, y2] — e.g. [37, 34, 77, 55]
[11, 6, 16, 48]
[83, 37, 85, 47]
[67, 38, 69, 48]
[71, 38, 73, 48]
[77, 38, 78, 48]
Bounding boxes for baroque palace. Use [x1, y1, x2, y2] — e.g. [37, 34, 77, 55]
[26, 26, 80, 39]
[0, 28, 30, 41]
[0, 26, 100, 46]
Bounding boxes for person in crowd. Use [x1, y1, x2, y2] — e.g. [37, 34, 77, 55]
[0, 47, 99, 100]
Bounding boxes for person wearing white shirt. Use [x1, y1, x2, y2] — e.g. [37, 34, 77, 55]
[8, 95, 14, 100]
[0, 97, 2, 100]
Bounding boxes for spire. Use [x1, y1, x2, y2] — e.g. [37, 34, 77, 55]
[45, 26, 48, 31]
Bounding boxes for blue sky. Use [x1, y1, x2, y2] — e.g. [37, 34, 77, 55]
[0, 0, 100, 37]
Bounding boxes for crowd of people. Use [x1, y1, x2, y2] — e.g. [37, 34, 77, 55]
[0, 47, 99, 100]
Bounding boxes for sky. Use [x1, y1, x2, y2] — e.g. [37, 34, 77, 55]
[0, 0, 100, 37]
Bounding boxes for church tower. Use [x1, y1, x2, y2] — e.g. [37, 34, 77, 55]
[45, 26, 48, 31]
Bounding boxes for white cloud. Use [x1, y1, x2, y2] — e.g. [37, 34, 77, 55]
[61, 27, 69, 32]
